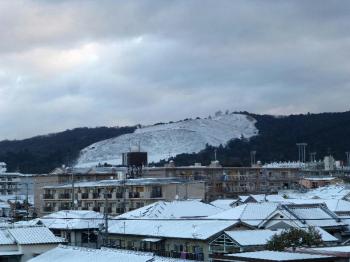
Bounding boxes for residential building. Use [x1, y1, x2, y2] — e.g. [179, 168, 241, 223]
[143, 164, 302, 201]
[208, 228, 338, 255]
[108, 219, 241, 261]
[0, 226, 64, 262]
[33, 166, 125, 216]
[300, 177, 343, 189]
[41, 178, 205, 216]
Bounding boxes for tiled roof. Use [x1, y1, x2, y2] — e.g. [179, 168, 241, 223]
[28, 245, 154, 262]
[117, 200, 223, 219]
[109, 219, 237, 240]
[8, 227, 64, 245]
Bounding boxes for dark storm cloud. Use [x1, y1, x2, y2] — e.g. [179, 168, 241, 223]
[0, 0, 349, 139]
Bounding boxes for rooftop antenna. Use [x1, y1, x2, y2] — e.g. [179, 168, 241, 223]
[250, 151, 257, 166]
[296, 143, 307, 163]
[309, 152, 317, 162]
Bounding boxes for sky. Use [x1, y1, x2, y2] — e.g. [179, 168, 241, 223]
[0, 0, 349, 139]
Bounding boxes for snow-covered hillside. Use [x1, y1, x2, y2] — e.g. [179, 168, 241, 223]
[75, 113, 258, 167]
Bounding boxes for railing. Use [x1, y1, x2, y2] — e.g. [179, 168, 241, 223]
[43, 194, 54, 199]
[93, 193, 100, 199]
[129, 192, 140, 198]
[151, 193, 162, 198]
[59, 193, 71, 199]
[81, 193, 89, 199]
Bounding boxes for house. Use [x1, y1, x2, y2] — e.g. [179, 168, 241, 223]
[300, 177, 343, 189]
[39, 210, 105, 248]
[108, 219, 241, 261]
[208, 228, 338, 255]
[259, 204, 347, 240]
[0, 226, 65, 262]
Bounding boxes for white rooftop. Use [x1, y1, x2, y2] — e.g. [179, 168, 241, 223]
[209, 202, 280, 226]
[109, 219, 237, 240]
[224, 227, 337, 247]
[0, 226, 64, 245]
[28, 245, 154, 262]
[117, 200, 223, 219]
[228, 250, 332, 261]
[210, 199, 238, 210]
[40, 210, 104, 229]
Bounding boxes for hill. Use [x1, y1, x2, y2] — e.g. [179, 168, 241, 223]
[168, 111, 350, 166]
[0, 126, 136, 173]
[76, 113, 258, 167]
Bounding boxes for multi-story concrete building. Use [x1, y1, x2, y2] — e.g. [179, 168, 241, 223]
[41, 178, 205, 216]
[33, 166, 124, 216]
[143, 162, 302, 201]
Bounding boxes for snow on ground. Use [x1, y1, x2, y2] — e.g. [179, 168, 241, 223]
[75, 113, 258, 167]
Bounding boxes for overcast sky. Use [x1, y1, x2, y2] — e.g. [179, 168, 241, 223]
[0, 0, 349, 139]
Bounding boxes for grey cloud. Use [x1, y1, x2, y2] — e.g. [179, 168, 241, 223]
[0, 0, 349, 139]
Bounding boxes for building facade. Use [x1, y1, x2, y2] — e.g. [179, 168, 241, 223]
[41, 178, 205, 216]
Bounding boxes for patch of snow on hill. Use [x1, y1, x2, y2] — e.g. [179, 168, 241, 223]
[75, 114, 258, 167]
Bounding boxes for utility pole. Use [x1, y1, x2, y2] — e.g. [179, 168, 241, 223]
[250, 151, 256, 167]
[25, 183, 29, 220]
[71, 171, 75, 210]
[103, 188, 109, 246]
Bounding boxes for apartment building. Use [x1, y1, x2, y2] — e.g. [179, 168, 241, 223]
[143, 162, 302, 201]
[41, 178, 205, 215]
[34, 166, 123, 216]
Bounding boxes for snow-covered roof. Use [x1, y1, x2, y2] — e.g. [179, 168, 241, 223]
[40, 210, 104, 229]
[303, 177, 339, 181]
[44, 178, 200, 189]
[210, 199, 239, 210]
[281, 199, 350, 213]
[108, 219, 237, 240]
[285, 185, 350, 200]
[283, 204, 345, 228]
[117, 200, 223, 219]
[209, 202, 280, 226]
[225, 229, 282, 246]
[0, 229, 15, 245]
[5, 226, 64, 245]
[227, 250, 332, 261]
[263, 161, 305, 169]
[224, 227, 337, 247]
[28, 245, 154, 262]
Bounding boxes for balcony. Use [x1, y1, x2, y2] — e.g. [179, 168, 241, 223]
[151, 193, 162, 198]
[43, 194, 54, 199]
[129, 192, 140, 198]
[115, 192, 123, 198]
[81, 193, 89, 199]
[59, 193, 71, 199]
